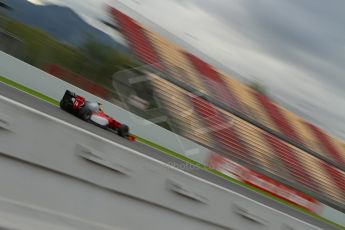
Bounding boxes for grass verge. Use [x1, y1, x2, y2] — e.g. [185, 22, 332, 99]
[0, 76, 59, 106]
[0, 76, 342, 229]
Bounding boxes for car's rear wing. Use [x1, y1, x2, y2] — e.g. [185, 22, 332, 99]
[61, 90, 77, 101]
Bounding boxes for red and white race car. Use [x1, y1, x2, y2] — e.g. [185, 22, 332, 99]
[60, 90, 135, 141]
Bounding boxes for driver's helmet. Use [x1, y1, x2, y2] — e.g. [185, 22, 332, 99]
[98, 102, 104, 112]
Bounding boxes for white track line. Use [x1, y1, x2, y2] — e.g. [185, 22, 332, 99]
[0, 95, 324, 229]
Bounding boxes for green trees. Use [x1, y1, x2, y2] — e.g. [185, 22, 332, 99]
[79, 38, 137, 86]
[4, 19, 85, 68]
[1, 17, 136, 90]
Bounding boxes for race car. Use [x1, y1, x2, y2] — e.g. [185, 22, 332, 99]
[60, 90, 135, 141]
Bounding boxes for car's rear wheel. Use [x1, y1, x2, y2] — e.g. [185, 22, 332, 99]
[118, 124, 129, 137]
[60, 99, 73, 111]
[79, 109, 92, 121]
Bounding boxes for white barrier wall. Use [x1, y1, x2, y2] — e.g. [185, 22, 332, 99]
[0, 51, 209, 164]
[0, 95, 325, 230]
[1, 51, 344, 228]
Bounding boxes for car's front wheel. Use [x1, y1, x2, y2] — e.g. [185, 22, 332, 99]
[118, 124, 129, 137]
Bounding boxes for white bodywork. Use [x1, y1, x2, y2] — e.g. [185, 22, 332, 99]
[90, 114, 109, 126]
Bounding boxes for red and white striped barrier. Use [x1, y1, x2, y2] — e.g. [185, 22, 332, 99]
[207, 153, 323, 214]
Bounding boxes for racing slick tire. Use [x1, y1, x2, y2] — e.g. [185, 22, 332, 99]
[118, 124, 129, 137]
[60, 99, 73, 111]
[78, 109, 92, 121]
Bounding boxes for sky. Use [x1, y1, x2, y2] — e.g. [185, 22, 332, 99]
[28, 0, 345, 141]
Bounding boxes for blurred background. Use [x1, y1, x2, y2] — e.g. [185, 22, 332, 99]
[1, 0, 345, 141]
[1, 0, 345, 216]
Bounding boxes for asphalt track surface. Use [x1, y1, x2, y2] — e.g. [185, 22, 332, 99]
[0, 82, 338, 230]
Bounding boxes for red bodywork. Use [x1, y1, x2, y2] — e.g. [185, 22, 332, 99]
[73, 96, 85, 110]
[92, 111, 122, 129]
[69, 94, 136, 141]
